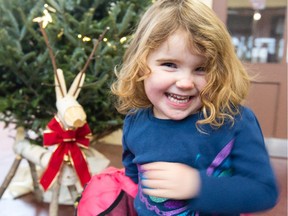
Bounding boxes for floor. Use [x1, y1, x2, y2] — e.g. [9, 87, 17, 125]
[0, 123, 287, 216]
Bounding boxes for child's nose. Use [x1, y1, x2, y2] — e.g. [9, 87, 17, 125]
[176, 76, 194, 89]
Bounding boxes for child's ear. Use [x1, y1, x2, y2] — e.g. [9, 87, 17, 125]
[138, 70, 145, 76]
[137, 70, 150, 81]
[138, 67, 151, 78]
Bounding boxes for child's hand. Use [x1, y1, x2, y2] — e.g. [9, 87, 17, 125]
[140, 162, 201, 200]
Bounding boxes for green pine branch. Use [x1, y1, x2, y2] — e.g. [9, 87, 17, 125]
[0, 0, 152, 143]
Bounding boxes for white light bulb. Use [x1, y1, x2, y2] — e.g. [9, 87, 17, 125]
[253, 12, 261, 21]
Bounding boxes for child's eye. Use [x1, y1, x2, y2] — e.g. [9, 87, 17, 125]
[195, 67, 205, 72]
[161, 62, 177, 68]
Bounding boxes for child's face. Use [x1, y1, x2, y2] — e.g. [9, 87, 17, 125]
[144, 29, 207, 120]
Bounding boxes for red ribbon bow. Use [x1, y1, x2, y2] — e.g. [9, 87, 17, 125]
[40, 117, 92, 191]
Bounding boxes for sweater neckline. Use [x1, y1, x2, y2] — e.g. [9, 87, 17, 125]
[147, 108, 200, 124]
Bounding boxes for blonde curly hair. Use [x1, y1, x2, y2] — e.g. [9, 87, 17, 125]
[111, 0, 251, 127]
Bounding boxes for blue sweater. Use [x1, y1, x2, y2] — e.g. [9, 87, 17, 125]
[122, 107, 278, 216]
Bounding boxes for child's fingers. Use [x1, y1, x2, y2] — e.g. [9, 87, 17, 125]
[141, 178, 170, 190]
[140, 161, 171, 171]
[141, 170, 170, 180]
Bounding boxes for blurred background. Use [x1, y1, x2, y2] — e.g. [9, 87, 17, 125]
[0, 0, 286, 215]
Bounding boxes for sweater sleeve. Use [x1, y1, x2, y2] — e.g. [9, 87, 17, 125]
[122, 114, 139, 184]
[188, 108, 279, 214]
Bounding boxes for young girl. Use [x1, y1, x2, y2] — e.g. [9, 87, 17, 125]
[111, 0, 278, 215]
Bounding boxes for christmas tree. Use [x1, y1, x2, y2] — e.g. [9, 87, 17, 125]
[0, 0, 152, 143]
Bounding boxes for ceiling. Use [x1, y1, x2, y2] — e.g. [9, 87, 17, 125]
[228, 0, 287, 8]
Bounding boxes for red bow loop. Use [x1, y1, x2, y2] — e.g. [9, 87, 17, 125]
[40, 117, 92, 191]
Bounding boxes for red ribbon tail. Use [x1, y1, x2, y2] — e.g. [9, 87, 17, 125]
[40, 146, 65, 191]
[70, 145, 91, 187]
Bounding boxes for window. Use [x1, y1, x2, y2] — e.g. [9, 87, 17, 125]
[227, 0, 286, 63]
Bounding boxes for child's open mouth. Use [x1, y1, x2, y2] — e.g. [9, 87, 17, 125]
[165, 93, 192, 104]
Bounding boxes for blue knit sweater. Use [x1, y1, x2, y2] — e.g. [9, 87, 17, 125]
[122, 106, 278, 216]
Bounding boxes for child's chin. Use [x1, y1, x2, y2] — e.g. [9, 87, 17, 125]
[166, 111, 192, 120]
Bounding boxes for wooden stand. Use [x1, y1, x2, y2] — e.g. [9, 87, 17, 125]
[0, 128, 79, 216]
[0, 155, 23, 198]
[0, 154, 79, 216]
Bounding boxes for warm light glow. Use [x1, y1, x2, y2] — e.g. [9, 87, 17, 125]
[77, 34, 91, 42]
[57, 29, 64, 38]
[120, 37, 127, 44]
[103, 38, 108, 42]
[253, 11, 262, 20]
[82, 36, 91, 42]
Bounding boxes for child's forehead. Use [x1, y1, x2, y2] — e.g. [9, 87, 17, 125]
[156, 29, 201, 55]
[167, 29, 190, 43]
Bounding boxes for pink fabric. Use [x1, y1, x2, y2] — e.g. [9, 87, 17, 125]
[77, 167, 253, 216]
[77, 167, 138, 216]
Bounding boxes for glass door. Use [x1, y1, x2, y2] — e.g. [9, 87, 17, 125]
[224, 0, 287, 139]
